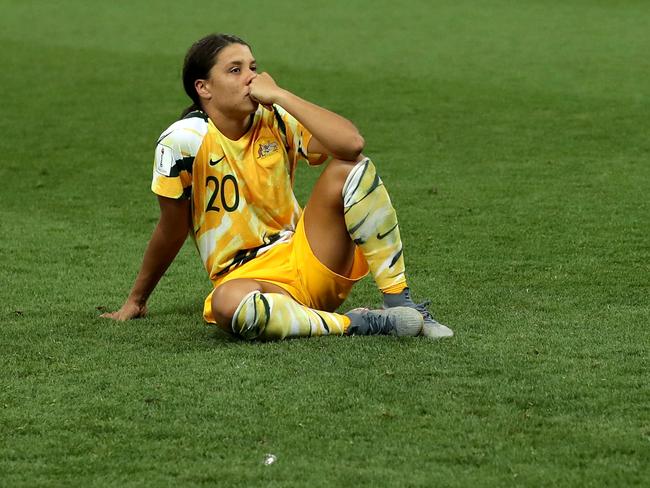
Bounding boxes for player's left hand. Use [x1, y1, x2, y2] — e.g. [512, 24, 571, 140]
[249, 72, 284, 107]
[100, 300, 147, 321]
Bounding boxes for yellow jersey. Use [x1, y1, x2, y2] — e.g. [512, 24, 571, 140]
[151, 105, 326, 283]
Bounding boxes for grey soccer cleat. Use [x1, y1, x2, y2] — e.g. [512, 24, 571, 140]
[383, 288, 454, 339]
[418, 305, 454, 339]
[345, 307, 424, 337]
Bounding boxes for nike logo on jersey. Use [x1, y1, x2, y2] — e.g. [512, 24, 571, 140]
[209, 156, 226, 166]
[377, 224, 398, 240]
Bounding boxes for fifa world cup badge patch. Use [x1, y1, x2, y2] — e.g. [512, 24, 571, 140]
[155, 144, 174, 176]
[257, 141, 279, 159]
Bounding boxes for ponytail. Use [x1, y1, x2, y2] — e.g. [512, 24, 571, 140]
[180, 103, 200, 118]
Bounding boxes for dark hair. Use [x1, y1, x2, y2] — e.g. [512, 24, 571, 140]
[181, 33, 250, 117]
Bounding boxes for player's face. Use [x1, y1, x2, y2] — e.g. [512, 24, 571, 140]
[204, 43, 258, 118]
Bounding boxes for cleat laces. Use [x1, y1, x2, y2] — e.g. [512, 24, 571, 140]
[363, 310, 391, 335]
[413, 300, 435, 322]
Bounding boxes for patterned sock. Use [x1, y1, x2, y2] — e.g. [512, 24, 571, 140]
[231, 291, 349, 340]
[343, 157, 408, 293]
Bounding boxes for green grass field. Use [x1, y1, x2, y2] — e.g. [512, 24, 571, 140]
[1, 0, 648, 486]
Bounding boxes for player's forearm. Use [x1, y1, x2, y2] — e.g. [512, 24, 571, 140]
[275, 89, 364, 161]
[126, 223, 187, 306]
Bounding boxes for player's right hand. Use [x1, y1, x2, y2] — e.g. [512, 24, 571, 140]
[249, 72, 284, 107]
[100, 301, 147, 321]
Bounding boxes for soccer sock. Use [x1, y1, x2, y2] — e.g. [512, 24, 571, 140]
[343, 158, 408, 294]
[231, 291, 349, 340]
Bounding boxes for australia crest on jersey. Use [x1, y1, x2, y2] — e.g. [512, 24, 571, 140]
[257, 140, 279, 159]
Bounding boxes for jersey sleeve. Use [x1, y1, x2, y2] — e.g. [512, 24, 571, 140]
[272, 105, 327, 166]
[151, 123, 203, 199]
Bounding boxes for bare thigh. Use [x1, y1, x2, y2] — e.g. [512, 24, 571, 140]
[303, 157, 362, 277]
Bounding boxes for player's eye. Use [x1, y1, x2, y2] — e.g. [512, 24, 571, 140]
[250, 65, 257, 72]
[229, 67, 240, 73]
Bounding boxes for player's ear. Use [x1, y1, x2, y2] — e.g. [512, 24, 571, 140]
[195, 79, 211, 100]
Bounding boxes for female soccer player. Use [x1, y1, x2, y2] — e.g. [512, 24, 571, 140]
[102, 33, 453, 341]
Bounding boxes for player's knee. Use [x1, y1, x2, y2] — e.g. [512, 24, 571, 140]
[211, 280, 263, 331]
[329, 157, 360, 179]
[210, 290, 237, 328]
[322, 158, 364, 200]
